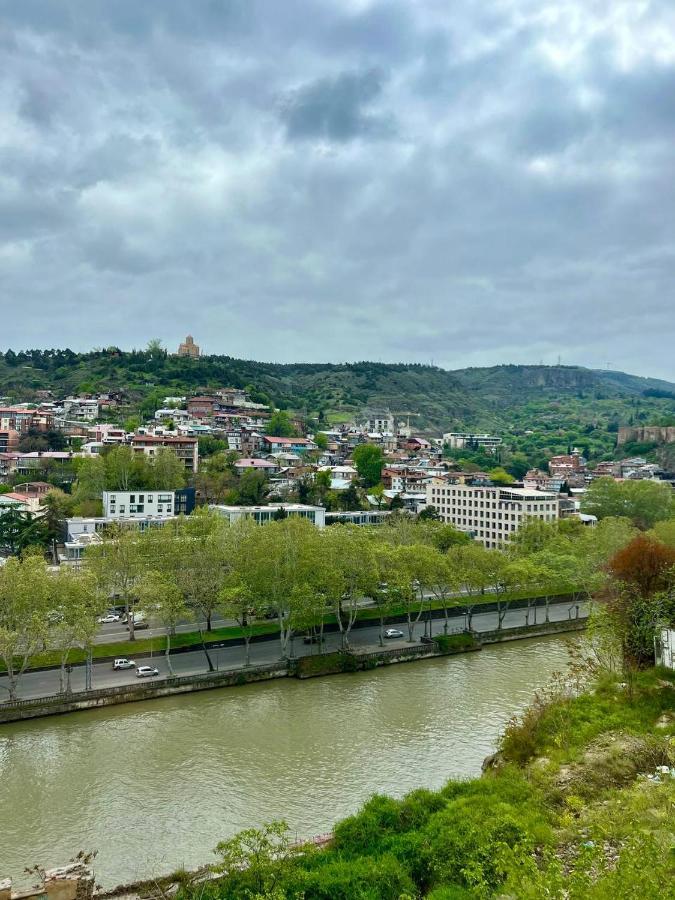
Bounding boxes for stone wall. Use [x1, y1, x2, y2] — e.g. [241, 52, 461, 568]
[617, 425, 675, 446]
[0, 864, 93, 900]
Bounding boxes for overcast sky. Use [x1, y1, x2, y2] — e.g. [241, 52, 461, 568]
[1, 1, 674, 379]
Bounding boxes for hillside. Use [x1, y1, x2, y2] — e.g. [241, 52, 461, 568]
[1, 349, 674, 438]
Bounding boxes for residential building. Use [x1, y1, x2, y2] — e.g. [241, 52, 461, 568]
[0, 430, 19, 453]
[61, 397, 99, 421]
[0, 406, 55, 432]
[234, 458, 279, 473]
[548, 451, 586, 478]
[359, 410, 395, 433]
[210, 503, 326, 528]
[442, 432, 502, 453]
[177, 334, 201, 358]
[102, 488, 196, 520]
[427, 474, 559, 548]
[261, 436, 317, 454]
[325, 510, 392, 526]
[131, 434, 199, 473]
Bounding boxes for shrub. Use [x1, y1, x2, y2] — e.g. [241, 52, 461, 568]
[434, 632, 478, 653]
[293, 853, 415, 899]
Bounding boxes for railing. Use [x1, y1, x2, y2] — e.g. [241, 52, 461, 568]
[0, 661, 286, 710]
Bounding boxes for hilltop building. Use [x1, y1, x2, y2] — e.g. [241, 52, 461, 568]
[177, 335, 201, 358]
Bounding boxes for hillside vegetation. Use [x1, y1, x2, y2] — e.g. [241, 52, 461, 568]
[1, 348, 674, 437]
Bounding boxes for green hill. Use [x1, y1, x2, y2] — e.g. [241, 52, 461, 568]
[1, 350, 673, 449]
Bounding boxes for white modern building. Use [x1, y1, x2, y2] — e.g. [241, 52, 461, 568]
[427, 476, 558, 548]
[103, 490, 175, 520]
[210, 503, 326, 528]
[443, 432, 502, 453]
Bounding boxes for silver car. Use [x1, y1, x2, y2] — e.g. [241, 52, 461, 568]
[384, 628, 404, 639]
[136, 665, 160, 678]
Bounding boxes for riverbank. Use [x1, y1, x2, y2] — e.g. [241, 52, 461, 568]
[0, 588, 583, 675]
[0, 617, 586, 724]
[0, 634, 578, 888]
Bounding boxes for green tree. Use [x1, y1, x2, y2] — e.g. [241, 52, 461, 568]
[86, 525, 145, 640]
[581, 477, 673, 529]
[148, 447, 186, 490]
[314, 432, 328, 450]
[212, 821, 306, 897]
[50, 566, 99, 693]
[489, 466, 515, 485]
[0, 555, 52, 700]
[72, 456, 107, 507]
[267, 410, 296, 437]
[352, 443, 385, 488]
[137, 570, 188, 675]
[0, 508, 48, 556]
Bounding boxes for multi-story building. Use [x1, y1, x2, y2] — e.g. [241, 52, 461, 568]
[0, 406, 55, 432]
[442, 432, 502, 453]
[102, 488, 196, 520]
[131, 434, 199, 473]
[61, 398, 100, 421]
[427, 474, 559, 548]
[548, 451, 586, 478]
[210, 503, 326, 528]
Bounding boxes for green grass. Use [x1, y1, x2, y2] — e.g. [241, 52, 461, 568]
[180, 668, 675, 899]
[1, 587, 583, 675]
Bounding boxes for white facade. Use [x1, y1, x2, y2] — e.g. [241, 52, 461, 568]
[210, 503, 326, 529]
[427, 478, 558, 548]
[103, 490, 176, 520]
[443, 432, 502, 452]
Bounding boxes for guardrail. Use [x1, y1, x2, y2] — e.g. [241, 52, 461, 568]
[0, 661, 286, 710]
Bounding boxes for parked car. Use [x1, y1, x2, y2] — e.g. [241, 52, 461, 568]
[112, 658, 135, 670]
[136, 665, 159, 678]
[384, 628, 404, 639]
[98, 613, 120, 624]
[127, 620, 149, 631]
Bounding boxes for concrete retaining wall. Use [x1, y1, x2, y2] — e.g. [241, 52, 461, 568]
[0, 618, 587, 725]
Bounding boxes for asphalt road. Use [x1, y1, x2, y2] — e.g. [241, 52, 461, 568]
[0, 600, 586, 702]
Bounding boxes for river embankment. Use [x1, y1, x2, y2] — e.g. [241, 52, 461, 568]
[0, 632, 581, 889]
[0, 617, 586, 723]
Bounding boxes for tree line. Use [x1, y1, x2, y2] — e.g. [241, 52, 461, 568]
[2, 510, 662, 702]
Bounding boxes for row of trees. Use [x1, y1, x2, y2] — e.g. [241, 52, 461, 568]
[2, 506, 670, 701]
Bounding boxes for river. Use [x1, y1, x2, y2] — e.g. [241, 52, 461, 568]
[0, 634, 575, 888]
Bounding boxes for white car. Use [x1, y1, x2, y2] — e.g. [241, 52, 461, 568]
[136, 665, 160, 678]
[384, 628, 404, 639]
[113, 658, 136, 670]
[98, 613, 120, 624]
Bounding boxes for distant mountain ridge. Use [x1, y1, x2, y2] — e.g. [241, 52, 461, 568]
[0, 348, 673, 430]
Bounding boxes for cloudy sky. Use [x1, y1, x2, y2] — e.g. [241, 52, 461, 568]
[1, 0, 674, 379]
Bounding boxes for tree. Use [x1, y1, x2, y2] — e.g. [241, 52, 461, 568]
[0, 555, 52, 700]
[603, 534, 675, 672]
[137, 570, 187, 675]
[50, 567, 99, 692]
[148, 447, 186, 490]
[86, 526, 144, 640]
[323, 526, 378, 649]
[385, 545, 431, 642]
[418, 505, 440, 521]
[489, 467, 515, 485]
[212, 821, 306, 897]
[352, 443, 385, 488]
[40, 489, 75, 557]
[0, 508, 48, 556]
[104, 445, 143, 491]
[72, 456, 107, 508]
[581, 477, 673, 529]
[430, 523, 471, 552]
[314, 432, 328, 450]
[235, 470, 270, 506]
[267, 411, 296, 437]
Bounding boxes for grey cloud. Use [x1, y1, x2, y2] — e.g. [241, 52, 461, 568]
[0, 0, 673, 380]
[280, 69, 393, 142]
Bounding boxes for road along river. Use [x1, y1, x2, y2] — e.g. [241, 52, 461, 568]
[0, 633, 577, 889]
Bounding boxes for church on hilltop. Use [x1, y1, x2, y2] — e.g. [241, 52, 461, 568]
[176, 335, 200, 358]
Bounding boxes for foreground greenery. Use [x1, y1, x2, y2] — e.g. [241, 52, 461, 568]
[171, 664, 674, 899]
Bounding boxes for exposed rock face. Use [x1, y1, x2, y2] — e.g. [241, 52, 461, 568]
[617, 425, 675, 445]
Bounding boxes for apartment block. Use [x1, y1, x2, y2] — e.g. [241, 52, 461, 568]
[427, 475, 558, 548]
[131, 434, 199, 472]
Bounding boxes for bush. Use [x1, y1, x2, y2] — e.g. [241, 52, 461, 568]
[292, 853, 415, 899]
[434, 632, 478, 653]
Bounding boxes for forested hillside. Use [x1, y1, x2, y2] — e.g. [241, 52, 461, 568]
[1, 348, 674, 438]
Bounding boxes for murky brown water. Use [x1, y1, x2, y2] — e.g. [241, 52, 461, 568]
[0, 634, 575, 887]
